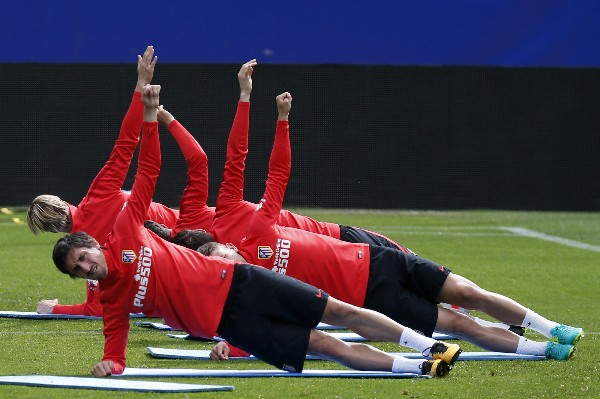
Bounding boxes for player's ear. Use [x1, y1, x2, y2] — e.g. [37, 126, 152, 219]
[225, 243, 238, 252]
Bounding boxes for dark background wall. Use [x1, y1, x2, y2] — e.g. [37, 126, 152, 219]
[2, 63, 598, 210]
[2, 2, 599, 210]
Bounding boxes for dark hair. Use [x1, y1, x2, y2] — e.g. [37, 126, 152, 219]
[197, 241, 221, 256]
[143, 220, 172, 241]
[52, 231, 99, 277]
[172, 229, 214, 251]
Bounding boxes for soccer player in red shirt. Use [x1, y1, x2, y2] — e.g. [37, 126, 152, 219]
[201, 92, 582, 362]
[144, 104, 215, 249]
[210, 60, 414, 254]
[51, 84, 458, 378]
[165, 59, 522, 337]
[30, 46, 179, 316]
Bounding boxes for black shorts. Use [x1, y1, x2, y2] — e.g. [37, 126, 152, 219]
[363, 246, 450, 337]
[217, 263, 329, 372]
[340, 225, 415, 254]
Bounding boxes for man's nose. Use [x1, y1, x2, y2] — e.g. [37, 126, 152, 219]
[79, 263, 91, 274]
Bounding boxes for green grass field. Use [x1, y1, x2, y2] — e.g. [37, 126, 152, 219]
[0, 208, 598, 398]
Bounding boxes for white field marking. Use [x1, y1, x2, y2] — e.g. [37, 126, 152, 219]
[362, 225, 515, 237]
[501, 227, 600, 253]
[0, 330, 100, 336]
[374, 231, 514, 237]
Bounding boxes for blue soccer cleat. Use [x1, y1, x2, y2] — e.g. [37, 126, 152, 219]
[545, 342, 575, 361]
[550, 324, 584, 345]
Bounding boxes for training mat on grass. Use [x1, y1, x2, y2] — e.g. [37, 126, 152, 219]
[147, 347, 544, 361]
[136, 321, 177, 330]
[0, 375, 234, 392]
[0, 311, 144, 319]
[119, 368, 427, 378]
[167, 331, 455, 342]
[137, 321, 344, 331]
[0, 311, 101, 320]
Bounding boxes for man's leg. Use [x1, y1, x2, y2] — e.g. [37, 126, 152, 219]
[307, 329, 450, 377]
[320, 296, 461, 365]
[435, 307, 521, 352]
[437, 273, 583, 355]
[437, 273, 529, 325]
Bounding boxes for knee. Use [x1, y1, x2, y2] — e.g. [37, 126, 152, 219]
[439, 310, 476, 334]
[324, 297, 362, 322]
[309, 332, 347, 358]
[454, 284, 488, 308]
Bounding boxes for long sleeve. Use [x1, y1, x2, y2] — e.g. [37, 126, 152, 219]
[78, 92, 142, 212]
[73, 92, 143, 241]
[247, 120, 290, 237]
[52, 280, 102, 316]
[119, 121, 161, 228]
[102, 121, 160, 373]
[215, 101, 250, 213]
[168, 120, 215, 234]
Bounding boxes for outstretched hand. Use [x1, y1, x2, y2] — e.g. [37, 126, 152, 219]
[137, 46, 157, 91]
[37, 299, 58, 314]
[276, 92, 292, 120]
[238, 59, 257, 102]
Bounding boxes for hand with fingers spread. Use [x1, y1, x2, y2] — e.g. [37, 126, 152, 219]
[136, 45, 157, 92]
[276, 92, 292, 121]
[238, 59, 257, 102]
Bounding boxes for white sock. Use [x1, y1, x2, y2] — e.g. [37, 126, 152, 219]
[521, 310, 558, 338]
[516, 336, 548, 356]
[391, 356, 424, 374]
[399, 328, 437, 353]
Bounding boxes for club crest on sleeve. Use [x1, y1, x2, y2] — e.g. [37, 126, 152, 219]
[258, 246, 273, 259]
[122, 250, 137, 264]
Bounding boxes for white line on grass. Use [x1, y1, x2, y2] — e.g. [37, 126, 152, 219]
[0, 330, 100, 336]
[501, 227, 600, 253]
[374, 231, 514, 237]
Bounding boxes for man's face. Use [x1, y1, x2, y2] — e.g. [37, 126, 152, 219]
[63, 246, 108, 280]
[209, 243, 245, 262]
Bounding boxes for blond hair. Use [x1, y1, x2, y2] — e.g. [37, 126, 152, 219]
[27, 195, 71, 235]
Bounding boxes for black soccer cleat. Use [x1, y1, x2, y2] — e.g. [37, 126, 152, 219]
[508, 325, 526, 336]
[420, 359, 451, 377]
[427, 341, 462, 365]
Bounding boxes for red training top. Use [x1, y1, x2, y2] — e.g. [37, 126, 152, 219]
[166, 119, 215, 236]
[52, 92, 179, 317]
[211, 101, 340, 248]
[237, 120, 370, 308]
[99, 121, 234, 374]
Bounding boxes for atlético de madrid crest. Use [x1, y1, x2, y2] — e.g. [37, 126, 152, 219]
[122, 250, 136, 264]
[258, 246, 273, 259]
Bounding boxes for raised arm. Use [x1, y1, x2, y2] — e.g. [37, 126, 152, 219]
[38, 280, 102, 316]
[121, 84, 161, 227]
[215, 60, 257, 211]
[246, 92, 293, 234]
[79, 46, 157, 210]
[158, 105, 213, 233]
[95, 85, 161, 377]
